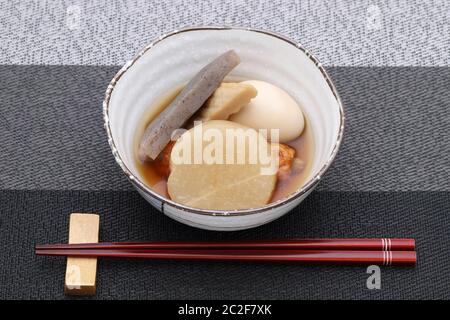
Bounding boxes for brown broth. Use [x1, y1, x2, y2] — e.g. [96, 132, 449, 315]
[134, 85, 315, 205]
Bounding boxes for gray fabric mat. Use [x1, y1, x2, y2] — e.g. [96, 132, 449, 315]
[1, 0, 449, 302]
[0, 66, 449, 191]
[0, 65, 449, 299]
[2, 0, 449, 66]
[1, 190, 449, 300]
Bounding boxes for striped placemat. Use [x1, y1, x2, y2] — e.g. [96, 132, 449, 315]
[1, 0, 449, 299]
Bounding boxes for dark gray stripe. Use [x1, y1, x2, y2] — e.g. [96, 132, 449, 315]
[0, 190, 448, 299]
[0, 66, 449, 191]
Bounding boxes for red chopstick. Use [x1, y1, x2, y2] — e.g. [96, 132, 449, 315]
[35, 248, 416, 266]
[35, 238, 415, 251]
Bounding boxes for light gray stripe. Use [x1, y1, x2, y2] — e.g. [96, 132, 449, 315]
[0, 65, 449, 191]
[1, 0, 449, 66]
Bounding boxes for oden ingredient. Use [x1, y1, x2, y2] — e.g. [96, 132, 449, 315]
[167, 120, 277, 210]
[275, 143, 296, 180]
[155, 141, 297, 181]
[138, 50, 240, 161]
[198, 82, 257, 121]
[230, 80, 304, 143]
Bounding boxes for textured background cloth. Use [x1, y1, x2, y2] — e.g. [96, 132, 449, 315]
[0, 0, 449, 299]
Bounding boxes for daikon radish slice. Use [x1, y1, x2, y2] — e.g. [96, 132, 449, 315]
[167, 120, 277, 210]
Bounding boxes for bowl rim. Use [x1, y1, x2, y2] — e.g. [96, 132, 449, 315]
[103, 26, 345, 217]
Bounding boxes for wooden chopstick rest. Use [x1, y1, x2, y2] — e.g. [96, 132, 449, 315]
[64, 213, 100, 296]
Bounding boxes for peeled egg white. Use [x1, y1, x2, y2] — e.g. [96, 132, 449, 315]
[230, 80, 304, 142]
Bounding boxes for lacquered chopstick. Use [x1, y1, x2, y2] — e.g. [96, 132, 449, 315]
[35, 238, 415, 251]
[35, 248, 416, 266]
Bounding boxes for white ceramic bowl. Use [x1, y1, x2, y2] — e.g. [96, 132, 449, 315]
[103, 27, 344, 231]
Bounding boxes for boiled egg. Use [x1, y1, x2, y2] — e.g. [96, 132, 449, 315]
[230, 80, 304, 142]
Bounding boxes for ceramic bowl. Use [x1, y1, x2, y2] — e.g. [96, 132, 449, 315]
[103, 27, 344, 231]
